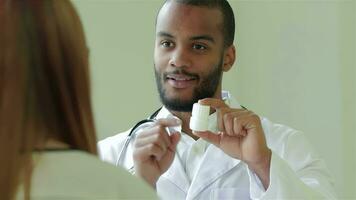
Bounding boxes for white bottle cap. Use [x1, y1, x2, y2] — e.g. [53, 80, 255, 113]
[189, 103, 210, 131]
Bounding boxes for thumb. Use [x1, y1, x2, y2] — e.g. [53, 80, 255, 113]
[193, 131, 221, 147]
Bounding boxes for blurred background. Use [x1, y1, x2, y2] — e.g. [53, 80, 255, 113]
[73, 0, 355, 198]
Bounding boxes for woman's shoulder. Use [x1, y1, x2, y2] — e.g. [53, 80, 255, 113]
[29, 150, 157, 199]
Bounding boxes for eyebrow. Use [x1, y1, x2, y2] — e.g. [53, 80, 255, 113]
[157, 31, 174, 38]
[190, 35, 215, 43]
[157, 31, 215, 43]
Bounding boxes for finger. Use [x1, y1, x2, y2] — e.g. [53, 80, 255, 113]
[137, 125, 172, 147]
[134, 132, 168, 153]
[168, 132, 181, 151]
[193, 131, 221, 147]
[235, 111, 260, 130]
[134, 143, 166, 161]
[225, 109, 251, 135]
[232, 111, 261, 137]
[159, 132, 181, 164]
[245, 112, 261, 130]
[223, 111, 235, 136]
[156, 118, 181, 127]
[198, 98, 228, 109]
[233, 117, 244, 136]
[241, 129, 248, 137]
[217, 107, 232, 133]
[233, 117, 250, 137]
[155, 125, 173, 147]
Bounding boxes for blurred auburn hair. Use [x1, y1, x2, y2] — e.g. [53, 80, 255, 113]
[0, 0, 97, 199]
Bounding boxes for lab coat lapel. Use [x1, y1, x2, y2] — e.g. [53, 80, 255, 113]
[186, 144, 241, 199]
[160, 152, 190, 193]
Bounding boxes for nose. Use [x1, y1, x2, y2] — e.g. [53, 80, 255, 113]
[168, 47, 191, 68]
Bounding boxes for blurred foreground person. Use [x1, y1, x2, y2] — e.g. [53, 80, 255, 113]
[0, 0, 156, 199]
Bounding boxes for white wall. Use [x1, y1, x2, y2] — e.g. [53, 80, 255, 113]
[73, 0, 355, 198]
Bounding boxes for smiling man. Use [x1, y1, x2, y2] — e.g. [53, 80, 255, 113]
[98, 0, 336, 199]
[154, 3, 228, 113]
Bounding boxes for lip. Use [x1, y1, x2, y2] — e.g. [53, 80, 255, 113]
[165, 74, 197, 89]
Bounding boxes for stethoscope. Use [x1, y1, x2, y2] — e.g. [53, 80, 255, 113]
[116, 103, 248, 167]
[115, 107, 162, 166]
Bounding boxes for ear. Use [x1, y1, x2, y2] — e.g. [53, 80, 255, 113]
[222, 45, 236, 72]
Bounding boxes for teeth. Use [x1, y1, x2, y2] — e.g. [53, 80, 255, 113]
[167, 75, 195, 81]
[175, 77, 192, 81]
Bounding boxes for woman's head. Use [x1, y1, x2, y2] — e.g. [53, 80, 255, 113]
[0, 0, 96, 198]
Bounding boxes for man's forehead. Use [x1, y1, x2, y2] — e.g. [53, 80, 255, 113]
[156, 2, 223, 40]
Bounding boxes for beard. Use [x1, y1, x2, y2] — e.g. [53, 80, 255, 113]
[154, 58, 223, 112]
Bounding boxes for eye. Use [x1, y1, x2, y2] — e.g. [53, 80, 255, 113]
[160, 40, 174, 48]
[192, 43, 207, 51]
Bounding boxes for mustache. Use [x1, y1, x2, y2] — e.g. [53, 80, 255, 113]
[163, 69, 199, 79]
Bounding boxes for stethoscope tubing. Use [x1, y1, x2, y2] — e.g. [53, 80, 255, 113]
[115, 108, 162, 166]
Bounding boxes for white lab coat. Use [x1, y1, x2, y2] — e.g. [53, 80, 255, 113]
[98, 91, 336, 200]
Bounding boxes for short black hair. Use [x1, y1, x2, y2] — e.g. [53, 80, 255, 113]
[162, 0, 235, 47]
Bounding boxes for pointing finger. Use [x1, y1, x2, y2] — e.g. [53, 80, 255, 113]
[198, 98, 228, 109]
[156, 118, 181, 127]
